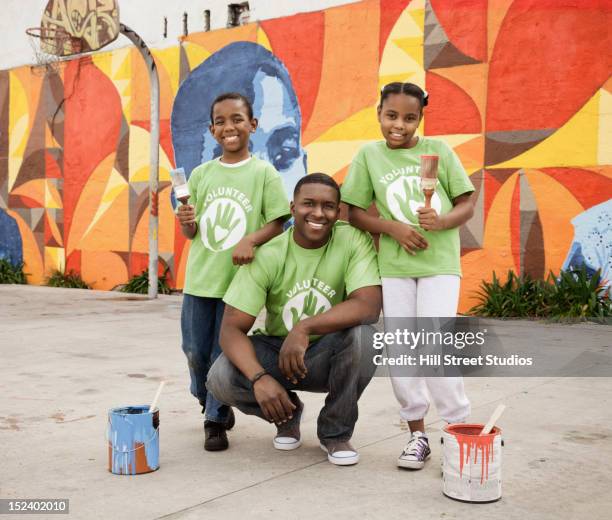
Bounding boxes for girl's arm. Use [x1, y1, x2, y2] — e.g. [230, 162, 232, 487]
[348, 205, 428, 255]
[232, 217, 286, 265]
[417, 192, 474, 231]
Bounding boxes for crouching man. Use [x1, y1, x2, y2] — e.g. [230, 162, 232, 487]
[207, 173, 381, 465]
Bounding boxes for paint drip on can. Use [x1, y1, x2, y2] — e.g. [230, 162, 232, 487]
[442, 423, 503, 502]
[107, 405, 160, 475]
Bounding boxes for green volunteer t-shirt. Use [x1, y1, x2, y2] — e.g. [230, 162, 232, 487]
[223, 221, 381, 339]
[184, 156, 290, 297]
[341, 138, 474, 278]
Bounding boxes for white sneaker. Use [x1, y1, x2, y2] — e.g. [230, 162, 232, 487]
[397, 431, 431, 469]
[320, 439, 359, 466]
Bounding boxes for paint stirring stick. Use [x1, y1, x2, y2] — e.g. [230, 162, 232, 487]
[480, 404, 506, 435]
[149, 381, 166, 413]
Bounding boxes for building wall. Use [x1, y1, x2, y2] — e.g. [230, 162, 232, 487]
[0, 0, 610, 311]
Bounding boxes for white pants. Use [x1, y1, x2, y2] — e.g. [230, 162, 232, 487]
[382, 275, 471, 423]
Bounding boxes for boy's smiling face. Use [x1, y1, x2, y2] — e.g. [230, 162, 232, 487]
[209, 99, 257, 161]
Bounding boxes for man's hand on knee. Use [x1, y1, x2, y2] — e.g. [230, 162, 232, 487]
[279, 325, 309, 384]
[253, 376, 296, 424]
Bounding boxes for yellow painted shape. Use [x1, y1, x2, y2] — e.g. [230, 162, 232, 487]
[393, 36, 424, 68]
[152, 47, 181, 96]
[92, 52, 112, 77]
[314, 105, 380, 142]
[6, 209, 44, 285]
[524, 169, 584, 275]
[181, 42, 211, 71]
[598, 87, 612, 164]
[129, 124, 173, 182]
[379, 5, 425, 97]
[256, 27, 272, 51]
[492, 92, 600, 169]
[305, 140, 372, 178]
[45, 122, 62, 149]
[8, 72, 30, 191]
[44, 247, 65, 276]
[45, 180, 63, 209]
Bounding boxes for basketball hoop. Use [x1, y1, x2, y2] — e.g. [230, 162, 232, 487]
[25, 26, 82, 75]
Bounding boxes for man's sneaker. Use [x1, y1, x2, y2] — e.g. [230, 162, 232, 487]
[397, 431, 430, 469]
[273, 398, 304, 451]
[204, 408, 235, 451]
[320, 439, 359, 466]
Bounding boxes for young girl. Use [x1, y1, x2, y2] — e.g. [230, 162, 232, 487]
[176, 92, 290, 451]
[341, 82, 474, 469]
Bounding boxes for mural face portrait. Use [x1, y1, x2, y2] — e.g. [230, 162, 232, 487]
[171, 41, 307, 202]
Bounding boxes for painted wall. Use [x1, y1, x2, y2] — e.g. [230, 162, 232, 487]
[0, 0, 610, 311]
[2, 0, 360, 70]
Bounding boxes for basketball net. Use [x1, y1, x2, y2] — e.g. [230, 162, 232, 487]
[26, 27, 81, 75]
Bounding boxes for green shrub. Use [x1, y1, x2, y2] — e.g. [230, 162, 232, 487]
[121, 267, 172, 295]
[0, 258, 27, 284]
[470, 267, 611, 321]
[46, 269, 91, 289]
[546, 267, 611, 321]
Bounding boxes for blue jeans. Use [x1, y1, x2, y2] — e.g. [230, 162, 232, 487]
[207, 325, 376, 441]
[181, 294, 230, 424]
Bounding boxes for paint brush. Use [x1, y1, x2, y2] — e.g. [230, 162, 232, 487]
[149, 381, 166, 413]
[170, 167, 190, 204]
[480, 404, 506, 435]
[420, 155, 438, 208]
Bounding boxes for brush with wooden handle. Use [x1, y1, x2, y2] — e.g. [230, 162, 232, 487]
[420, 155, 439, 208]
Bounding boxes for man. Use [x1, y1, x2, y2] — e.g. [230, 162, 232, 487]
[207, 173, 381, 465]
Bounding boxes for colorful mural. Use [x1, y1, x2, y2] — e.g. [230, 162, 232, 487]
[0, 0, 610, 311]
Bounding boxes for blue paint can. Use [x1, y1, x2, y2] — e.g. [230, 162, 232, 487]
[107, 405, 160, 475]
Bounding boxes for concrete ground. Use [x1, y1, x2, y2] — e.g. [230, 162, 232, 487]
[1, 285, 611, 520]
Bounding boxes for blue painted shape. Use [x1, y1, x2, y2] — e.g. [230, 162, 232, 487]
[171, 41, 306, 207]
[0, 208, 23, 266]
[562, 200, 612, 292]
[108, 405, 159, 475]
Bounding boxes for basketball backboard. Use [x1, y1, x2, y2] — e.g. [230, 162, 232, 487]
[38, 0, 120, 56]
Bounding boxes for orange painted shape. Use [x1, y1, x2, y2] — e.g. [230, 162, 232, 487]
[453, 136, 485, 174]
[66, 153, 116, 255]
[523, 169, 584, 275]
[11, 179, 45, 206]
[487, 0, 513, 59]
[44, 210, 63, 247]
[78, 182, 129, 252]
[182, 24, 258, 54]
[425, 72, 481, 135]
[175, 240, 191, 289]
[427, 63, 488, 131]
[510, 176, 521, 274]
[303, 0, 380, 144]
[80, 250, 127, 290]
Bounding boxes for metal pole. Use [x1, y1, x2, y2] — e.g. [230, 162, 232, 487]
[120, 24, 159, 299]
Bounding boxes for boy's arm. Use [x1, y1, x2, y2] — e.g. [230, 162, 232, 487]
[278, 285, 382, 383]
[220, 306, 296, 423]
[417, 192, 474, 231]
[348, 205, 428, 255]
[177, 204, 197, 239]
[232, 217, 285, 265]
